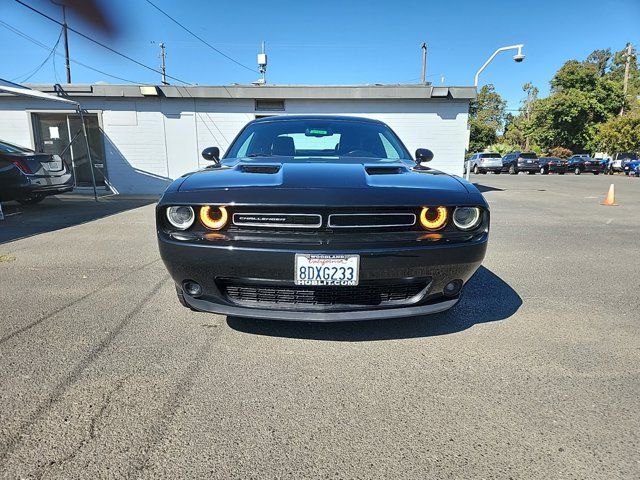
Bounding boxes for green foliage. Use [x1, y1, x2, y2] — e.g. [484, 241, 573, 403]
[551, 61, 598, 92]
[586, 48, 612, 77]
[469, 84, 506, 152]
[486, 142, 518, 156]
[594, 113, 640, 153]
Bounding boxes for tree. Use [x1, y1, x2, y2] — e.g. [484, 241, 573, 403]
[528, 57, 626, 151]
[468, 84, 506, 152]
[521, 82, 539, 149]
[594, 113, 640, 153]
[551, 61, 598, 92]
[528, 90, 594, 152]
[586, 48, 612, 77]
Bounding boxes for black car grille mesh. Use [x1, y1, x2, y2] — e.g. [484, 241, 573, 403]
[219, 280, 430, 310]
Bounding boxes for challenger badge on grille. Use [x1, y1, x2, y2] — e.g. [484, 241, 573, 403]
[232, 213, 322, 228]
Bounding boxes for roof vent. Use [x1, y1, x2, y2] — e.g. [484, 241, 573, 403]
[365, 166, 406, 175]
[239, 164, 281, 174]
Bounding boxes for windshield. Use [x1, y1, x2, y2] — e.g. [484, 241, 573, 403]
[520, 152, 538, 159]
[0, 140, 33, 154]
[480, 153, 501, 158]
[225, 118, 411, 160]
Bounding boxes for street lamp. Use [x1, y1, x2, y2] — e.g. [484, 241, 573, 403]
[466, 44, 525, 180]
[474, 44, 525, 86]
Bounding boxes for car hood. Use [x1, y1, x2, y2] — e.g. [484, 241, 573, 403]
[164, 158, 484, 207]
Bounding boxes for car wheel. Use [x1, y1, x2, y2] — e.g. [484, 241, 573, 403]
[473, 165, 479, 174]
[175, 285, 199, 311]
[509, 165, 516, 175]
[574, 167, 581, 175]
[16, 195, 45, 205]
[540, 167, 547, 174]
[593, 172, 599, 175]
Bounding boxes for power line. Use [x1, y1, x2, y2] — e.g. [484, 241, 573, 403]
[9, 26, 62, 81]
[0, 19, 140, 84]
[144, 0, 257, 73]
[14, 0, 192, 84]
[20, 27, 63, 82]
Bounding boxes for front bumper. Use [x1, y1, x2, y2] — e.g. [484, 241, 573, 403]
[158, 230, 488, 321]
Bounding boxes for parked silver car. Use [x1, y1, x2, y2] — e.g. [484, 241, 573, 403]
[466, 152, 503, 174]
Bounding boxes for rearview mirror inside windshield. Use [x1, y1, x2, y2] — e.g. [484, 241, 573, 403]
[305, 127, 333, 137]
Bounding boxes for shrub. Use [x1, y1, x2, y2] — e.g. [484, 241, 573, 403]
[548, 146, 573, 158]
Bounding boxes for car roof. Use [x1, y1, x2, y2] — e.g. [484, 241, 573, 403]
[250, 115, 386, 125]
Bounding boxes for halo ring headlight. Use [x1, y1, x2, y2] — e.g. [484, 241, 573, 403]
[166, 206, 195, 230]
[419, 206, 448, 231]
[199, 205, 228, 230]
[452, 207, 482, 230]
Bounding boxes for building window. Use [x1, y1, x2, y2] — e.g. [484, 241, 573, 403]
[255, 99, 285, 111]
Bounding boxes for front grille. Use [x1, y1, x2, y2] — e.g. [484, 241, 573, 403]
[219, 279, 430, 311]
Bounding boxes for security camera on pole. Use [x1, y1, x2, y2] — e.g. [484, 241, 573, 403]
[467, 44, 525, 180]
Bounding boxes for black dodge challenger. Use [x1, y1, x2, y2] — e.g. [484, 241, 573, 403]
[157, 115, 489, 321]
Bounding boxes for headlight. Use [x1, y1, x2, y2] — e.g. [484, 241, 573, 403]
[419, 206, 448, 230]
[452, 207, 481, 230]
[199, 205, 228, 230]
[166, 206, 195, 230]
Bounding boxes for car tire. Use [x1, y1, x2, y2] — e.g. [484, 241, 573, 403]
[574, 167, 581, 175]
[540, 167, 547, 174]
[509, 165, 517, 175]
[558, 172, 565, 175]
[175, 285, 199, 311]
[16, 195, 45, 205]
[473, 165, 479, 174]
[593, 172, 599, 175]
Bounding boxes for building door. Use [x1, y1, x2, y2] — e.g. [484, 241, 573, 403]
[32, 112, 106, 187]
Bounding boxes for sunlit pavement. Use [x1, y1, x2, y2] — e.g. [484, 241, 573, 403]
[0, 174, 638, 479]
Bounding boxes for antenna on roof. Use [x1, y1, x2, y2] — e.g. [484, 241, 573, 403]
[254, 41, 267, 85]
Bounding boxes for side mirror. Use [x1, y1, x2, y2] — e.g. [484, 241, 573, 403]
[201, 146, 220, 165]
[415, 148, 434, 163]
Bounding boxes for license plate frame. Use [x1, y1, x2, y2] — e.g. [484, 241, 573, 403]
[294, 254, 360, 286]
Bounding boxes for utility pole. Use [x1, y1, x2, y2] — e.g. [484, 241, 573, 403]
[620, 42, 632, 116]
[421, 43, 427, 84]
[159, 42, 168, 85]
[51, 1, 71, 83]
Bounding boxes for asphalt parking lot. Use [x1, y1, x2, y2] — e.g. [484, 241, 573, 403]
[1, 174, 639, 479]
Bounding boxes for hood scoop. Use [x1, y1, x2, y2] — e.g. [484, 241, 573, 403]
[365, 165, 407, 175]
[238, 164, 282, 174]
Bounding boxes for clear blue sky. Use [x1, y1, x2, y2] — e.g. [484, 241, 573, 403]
[1, 0, 638, 110]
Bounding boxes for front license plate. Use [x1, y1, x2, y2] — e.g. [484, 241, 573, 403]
[295, 254, 359, 286]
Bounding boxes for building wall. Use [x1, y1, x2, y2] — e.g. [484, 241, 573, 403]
[0, 96, 469, 195]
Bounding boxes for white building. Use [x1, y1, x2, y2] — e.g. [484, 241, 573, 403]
[0, 84, 475, 195]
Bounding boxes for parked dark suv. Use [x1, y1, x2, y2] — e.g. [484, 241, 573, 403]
[0, 139, 74, 204]
[501, 151, 539, 174]
[566, 155, 601, 175]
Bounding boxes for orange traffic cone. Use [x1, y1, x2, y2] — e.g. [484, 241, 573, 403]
[601, 184, 618, 206]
